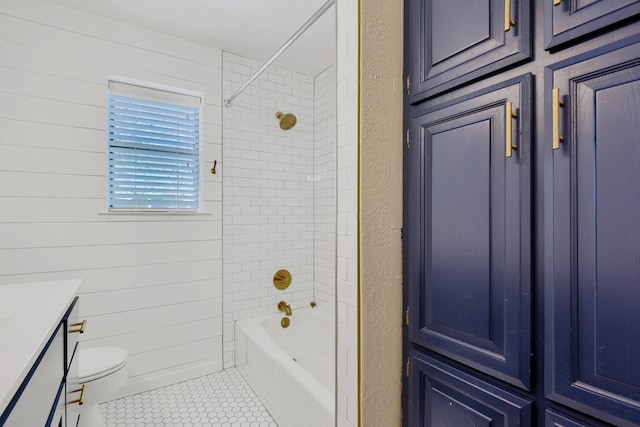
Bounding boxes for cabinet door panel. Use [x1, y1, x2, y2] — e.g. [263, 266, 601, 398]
[407, 74, 532, 389]
[2, 326, 65, 427]
[407, 0, 530, 102]
[430, 120, 492, 341]
[407, 348, 532, 427]
[65, 297, 79, 373]
[65, 344, 80, 427]
[545, 0, 640, 49]
[545, 410, 593, 427]
[546, 36, 640, 427]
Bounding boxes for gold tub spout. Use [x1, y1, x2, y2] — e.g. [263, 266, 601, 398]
[277, 301, 292, 316]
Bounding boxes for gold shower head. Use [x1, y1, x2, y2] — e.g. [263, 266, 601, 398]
[276, 111, 297, 130]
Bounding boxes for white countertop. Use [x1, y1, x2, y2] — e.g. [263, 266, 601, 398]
[0, 279, 81, 413]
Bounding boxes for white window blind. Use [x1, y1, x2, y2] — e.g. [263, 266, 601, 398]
[108, 82, 201, 211]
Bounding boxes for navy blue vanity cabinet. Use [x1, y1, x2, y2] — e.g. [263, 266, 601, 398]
[0, 297, 80, 427]
[407, 348, 532, 426]
[406, 0, 531, 102]
[544, 0, 640, 49]
[545, 36, 640, 427]
[406, 74, 532, 390]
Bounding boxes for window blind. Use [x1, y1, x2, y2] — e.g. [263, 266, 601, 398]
[108, 94, 200, 211]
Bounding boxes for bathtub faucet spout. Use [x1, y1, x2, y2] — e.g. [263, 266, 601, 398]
[277, 301, 292, 316]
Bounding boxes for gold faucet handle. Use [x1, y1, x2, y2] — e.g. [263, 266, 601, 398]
[273, 269, 291, 290]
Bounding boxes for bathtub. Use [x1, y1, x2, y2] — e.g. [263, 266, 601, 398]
[235, 308, 335, 427]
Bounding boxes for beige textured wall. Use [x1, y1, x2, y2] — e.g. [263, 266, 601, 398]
[359, 0, 404, 425]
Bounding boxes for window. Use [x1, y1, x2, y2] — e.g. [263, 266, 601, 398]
[108, 80, 202, 211]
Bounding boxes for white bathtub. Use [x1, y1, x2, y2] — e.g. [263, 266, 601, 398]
[235, 308, 335, 427]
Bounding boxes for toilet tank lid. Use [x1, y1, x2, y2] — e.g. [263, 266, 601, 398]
[79, 347, 128, 380]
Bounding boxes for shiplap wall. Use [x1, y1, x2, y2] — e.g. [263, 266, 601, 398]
[0, 0, 223, 397]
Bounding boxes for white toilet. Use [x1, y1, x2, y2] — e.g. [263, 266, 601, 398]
[78, 347, 128, 427]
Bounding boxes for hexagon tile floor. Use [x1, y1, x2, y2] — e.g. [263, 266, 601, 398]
[100, 368, 278, 427]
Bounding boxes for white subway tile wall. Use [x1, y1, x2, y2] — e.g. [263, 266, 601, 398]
[336, 0, 359, 425]
[222, 52, 317, 368]
[313, 65, 337, 314]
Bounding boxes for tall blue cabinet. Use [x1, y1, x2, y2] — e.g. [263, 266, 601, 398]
[403, 1, 640, 426]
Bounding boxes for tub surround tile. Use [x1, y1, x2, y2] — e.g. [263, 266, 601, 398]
[335, 0, 359, 425]
[313, 65, 337, 315]
[222, 51, 328, 369]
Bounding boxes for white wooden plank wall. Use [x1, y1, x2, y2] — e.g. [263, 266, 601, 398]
[0, 0, 223, 397]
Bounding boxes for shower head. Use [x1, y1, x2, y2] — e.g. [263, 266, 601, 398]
[276, 111, 297, 130]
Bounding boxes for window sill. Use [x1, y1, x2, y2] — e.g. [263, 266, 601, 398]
[98, 211, 212, 217]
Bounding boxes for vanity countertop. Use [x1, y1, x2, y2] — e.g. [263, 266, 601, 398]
[0, 279, 81, 413]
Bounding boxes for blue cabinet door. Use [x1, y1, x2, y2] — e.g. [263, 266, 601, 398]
[406, 74, 532, 389]
[407, 348, 532, 427]
[407, 0, 531, 102]
[544, 409, 612, 427]
[544, 0, 640, 49]
[546, 35, 640, 427]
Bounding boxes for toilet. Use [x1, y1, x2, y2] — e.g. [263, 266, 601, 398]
[78, 347, 128, 427]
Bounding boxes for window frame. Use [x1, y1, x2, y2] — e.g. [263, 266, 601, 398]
[107, 77, 204, 213]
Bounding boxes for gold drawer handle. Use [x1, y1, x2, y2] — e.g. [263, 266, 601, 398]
[504, 0, 515, 31]
[69, 385, 86, 405]
[69, 320, 86, 334]
[506, 101, 518, 158]
[554, 0, 562, 6]
[552, 87, 564, 150]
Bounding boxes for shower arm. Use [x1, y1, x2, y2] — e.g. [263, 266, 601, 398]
[223, 0, 335, 108]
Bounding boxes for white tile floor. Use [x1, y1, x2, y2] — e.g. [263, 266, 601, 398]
[101, 368, 278, 427]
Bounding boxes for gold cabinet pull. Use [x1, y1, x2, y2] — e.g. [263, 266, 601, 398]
[552, 88, 564, 150]
[504, 0, 516, 31]
[506, 101, 518, 158]
[554, 0, 562, 6]
[69, 319, 86, 334]
[69, 385, 86, 405]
